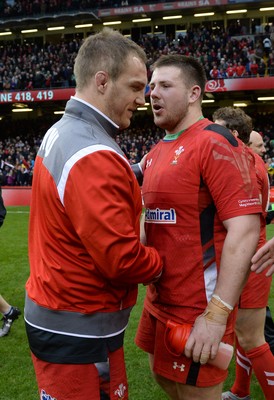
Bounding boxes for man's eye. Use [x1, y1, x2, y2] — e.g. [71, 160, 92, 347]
[133, 86, 143, 92]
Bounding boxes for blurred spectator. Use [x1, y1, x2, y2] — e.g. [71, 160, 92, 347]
[0, 17, 273, 185]
[209, 64, 221, 79]
[219, 67, 227, 78]
[33, 68, 45, 89]
[250, 59, 259, 77]
[263, 36, 272, 57]
[265, 23, 271, 35]
[226, 62, 235, 78]
[258, 59, 266, 77]
[235, 61, 246, 77]
[0, 119, 166, 185]
[270, 25, 274, 47]
[2, 112, 274, 186]
[268, 54, 274, 76]
[0, 24, 272, 90]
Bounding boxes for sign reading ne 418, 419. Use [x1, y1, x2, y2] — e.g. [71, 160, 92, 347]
[2, 77, 274, 103]
[0, 88, 76, 103]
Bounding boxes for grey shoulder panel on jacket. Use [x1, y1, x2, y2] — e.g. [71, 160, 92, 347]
[38, 98, 124, 187]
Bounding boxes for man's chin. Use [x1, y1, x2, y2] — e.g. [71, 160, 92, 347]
[119, 120, 130, 130]
[153, 116, 165, 129]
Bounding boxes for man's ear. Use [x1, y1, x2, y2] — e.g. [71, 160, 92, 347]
[231, 129, 239, 138]
[95, 71, 108, 93]
[189, 85, 201, 103]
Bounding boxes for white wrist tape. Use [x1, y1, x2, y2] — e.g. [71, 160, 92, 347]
[212, 294, 233, 311]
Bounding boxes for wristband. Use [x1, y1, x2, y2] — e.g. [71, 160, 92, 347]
[201, 296, 232, 325]
[212, 294, 233, 311]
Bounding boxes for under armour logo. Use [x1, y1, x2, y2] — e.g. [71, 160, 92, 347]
[146, 158, 152, 168]
[173, 362, 185, 372]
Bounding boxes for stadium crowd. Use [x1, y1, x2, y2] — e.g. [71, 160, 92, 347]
[0, 6, 273, 186]
[0, 23, 273, 91]
[0, 112, 274, 186]
[1, 0, 171, 17]
[0, 114, 165, 186]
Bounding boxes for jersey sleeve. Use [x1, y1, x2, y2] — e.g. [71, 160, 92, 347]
[63, 149, 162, 285]
[200, 134, 261, 222]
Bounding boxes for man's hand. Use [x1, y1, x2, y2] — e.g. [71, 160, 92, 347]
[251, 237, 274, 276]
[184, 296, 231, 364]
[184, 313, 226, 365]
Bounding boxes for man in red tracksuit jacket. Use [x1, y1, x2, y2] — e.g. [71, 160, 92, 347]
[25, 28, 162, 400]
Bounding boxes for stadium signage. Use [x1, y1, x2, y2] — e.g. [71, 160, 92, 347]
[98, 0, 228, 16]
[0, 88, 75, 104]
[205, 77, 274, 92]
[0, 77, 274, 104]
[145, 77, 274, 95]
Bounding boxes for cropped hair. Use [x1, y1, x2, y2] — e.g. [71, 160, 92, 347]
[151, 54, 207, 99]
[212, 107, 253, 145]
[74, 27, 147, 91]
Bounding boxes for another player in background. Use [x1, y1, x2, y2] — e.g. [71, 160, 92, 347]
[248, 130, 266, 158]
[0, 187, 21, 337]
[213, 107, 274, 400]
[251, 131, 274, 276]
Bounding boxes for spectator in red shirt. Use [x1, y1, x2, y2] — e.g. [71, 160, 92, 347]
[226, 62, 235, 78]
[250, 59, 259, 77]
[235, 61, 246, 77]
[209, 65, 221, 79]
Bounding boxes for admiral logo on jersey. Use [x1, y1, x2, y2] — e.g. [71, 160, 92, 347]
[145, 208, 176, 224]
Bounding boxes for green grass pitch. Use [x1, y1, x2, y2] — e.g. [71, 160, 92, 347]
[0, 206, 273, 399]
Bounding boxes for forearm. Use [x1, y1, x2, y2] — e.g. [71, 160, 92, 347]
[185, 214, 260, 365]
[213, 214, 260, 308]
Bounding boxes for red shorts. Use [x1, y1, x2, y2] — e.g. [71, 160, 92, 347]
[239, 270, 272, 308]
[31, 347, 128, 400]
[135, 308, 234, 388]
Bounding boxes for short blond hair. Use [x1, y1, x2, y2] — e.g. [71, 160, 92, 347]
[74, 28, 147, 90]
